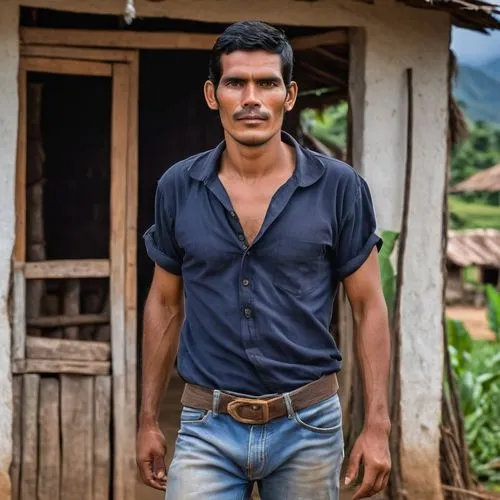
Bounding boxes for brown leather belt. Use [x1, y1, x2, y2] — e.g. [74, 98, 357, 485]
[181, 373, 339, 425]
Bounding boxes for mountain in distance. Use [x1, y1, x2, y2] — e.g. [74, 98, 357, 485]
[453, 57, 500, 125]
[481, 57, 500, 80]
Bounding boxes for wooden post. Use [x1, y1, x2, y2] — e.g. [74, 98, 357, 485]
[25, 83, 46, 337]
[110, 62, 130, 500]
[124, 52, 139, 500]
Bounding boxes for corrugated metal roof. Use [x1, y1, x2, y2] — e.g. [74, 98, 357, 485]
[450, 164, 500, 193]
[447, 228, 500, 267]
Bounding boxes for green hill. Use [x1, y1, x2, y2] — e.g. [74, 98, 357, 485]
[454, 64, 500, 124]
[449, 196, 500, 230]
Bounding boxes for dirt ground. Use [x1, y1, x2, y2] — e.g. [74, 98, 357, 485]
[446, 305, 495, 340]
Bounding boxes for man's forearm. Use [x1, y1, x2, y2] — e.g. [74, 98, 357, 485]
[354, 298, 391, 430]
[139, 293, 184, 427]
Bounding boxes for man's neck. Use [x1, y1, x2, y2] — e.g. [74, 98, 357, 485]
[221, 131, 294, 181]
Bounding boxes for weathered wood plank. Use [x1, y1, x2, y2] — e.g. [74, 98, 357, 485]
[125, 53, 139, 500]
[26, 336, 110, 361]
[24, 259, 110, 279]
[14, 68, 27, 263]
[37, 378, 60, 500]
[21, 44, 135, 62]
[11, 376, 22, 500]
[110, 62, 130, 500]
[27, 313, 110, 328]
[60, 375, 93, 500]
[20, 27, 219, 50]
[12, 267, 26, 361]
[20, 56, 112, 76]
[93, 376, 111, 500]
[63, 279, 80, 339]
[20, 374, 39, 500]
[13, 359, 110, 376]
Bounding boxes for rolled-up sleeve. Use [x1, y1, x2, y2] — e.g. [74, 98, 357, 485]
[333, 175, 383, 281]
[143, 184, 184, 276]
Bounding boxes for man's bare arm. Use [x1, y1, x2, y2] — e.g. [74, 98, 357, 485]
[343, 248, 392, 499]
[137, 264, 184, 490]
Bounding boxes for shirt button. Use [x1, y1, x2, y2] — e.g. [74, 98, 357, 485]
[242, 279, 249, 287]
[243, 307, 252, 319]
[238, 233, 245, 241]
[230, 211, 237, 218]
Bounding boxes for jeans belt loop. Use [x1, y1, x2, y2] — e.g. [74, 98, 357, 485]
[283, 392, 294, 419]
[212, 389, 221, 416]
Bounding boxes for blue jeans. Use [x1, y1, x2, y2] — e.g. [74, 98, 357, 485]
[166, 392, 344, 499]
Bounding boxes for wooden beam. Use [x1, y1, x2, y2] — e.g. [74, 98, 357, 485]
[298, 59, 346, 86]
[313, 46, 349, 65]
[124, 52, 139, 500]
[14, 68, 27, 263]
[21, 44, 135, 62]
[27, 313, 109, 328]
[24, 259, 110, 279]
[110, 62, 130, 500]
[12, 267, 26, 361]
[26, 336, 111, 361]
[13, 359, 111, 375]
[291, 30, 347, 50]
[20, 27, 218, 50]
[20, 56, 112, 77]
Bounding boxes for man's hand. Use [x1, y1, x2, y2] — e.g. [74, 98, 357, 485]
[136, 425, 168, 490]
[344, 426, 391, 499]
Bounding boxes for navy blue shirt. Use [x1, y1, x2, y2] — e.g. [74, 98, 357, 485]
[144, 132, 382, 395]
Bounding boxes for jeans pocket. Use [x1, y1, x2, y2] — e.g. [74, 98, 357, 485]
[294, 394, 343, 434]
[180, 406, 211, 424]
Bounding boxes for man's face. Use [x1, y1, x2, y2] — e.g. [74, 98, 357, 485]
[204, 50, 297, 147]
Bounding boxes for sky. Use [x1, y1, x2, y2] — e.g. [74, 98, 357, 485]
[451, 26, 500, 66]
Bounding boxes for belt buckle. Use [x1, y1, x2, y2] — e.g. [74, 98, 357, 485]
[227, 398, 270, 424]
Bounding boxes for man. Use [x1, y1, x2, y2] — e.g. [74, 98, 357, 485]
[137, 20, 391, 500]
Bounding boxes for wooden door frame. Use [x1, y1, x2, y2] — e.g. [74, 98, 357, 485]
[13, 44, 139, 500]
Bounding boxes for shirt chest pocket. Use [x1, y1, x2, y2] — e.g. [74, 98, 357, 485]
[272, 237, 325, 297]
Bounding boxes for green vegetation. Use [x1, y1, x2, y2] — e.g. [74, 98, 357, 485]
[449, 196, 500, 230]
[447, 316, 500, 486]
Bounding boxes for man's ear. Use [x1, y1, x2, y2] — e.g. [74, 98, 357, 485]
[284, 81, 298, 112]
[204, 80, 219, 110]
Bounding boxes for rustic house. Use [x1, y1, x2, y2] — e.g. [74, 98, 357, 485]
[446, 229, 500, 303]
[451, 163, 500, 194]
[1, 1, 499, 500]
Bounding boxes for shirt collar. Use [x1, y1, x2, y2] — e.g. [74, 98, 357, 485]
[188, 131, 326, 188]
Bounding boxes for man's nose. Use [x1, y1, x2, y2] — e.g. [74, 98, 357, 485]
[242, 83, 260, 107]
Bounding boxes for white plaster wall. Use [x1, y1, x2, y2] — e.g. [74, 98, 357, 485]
[0, 1, 450, 498]
[0, 1, 19, 499]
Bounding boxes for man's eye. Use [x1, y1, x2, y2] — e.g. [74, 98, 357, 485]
[227, 80, 243, 88]
[260, 81, 278, 88]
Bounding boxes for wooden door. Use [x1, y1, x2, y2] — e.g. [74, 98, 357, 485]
[10, 46, 138, 500]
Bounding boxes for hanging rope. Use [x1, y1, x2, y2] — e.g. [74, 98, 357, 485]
[124, 0, 136, 25]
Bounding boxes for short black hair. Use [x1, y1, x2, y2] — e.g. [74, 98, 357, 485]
[209, 21, 294, 87]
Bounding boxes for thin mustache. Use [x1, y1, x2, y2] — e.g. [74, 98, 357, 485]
[234, 110, 269, 120]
